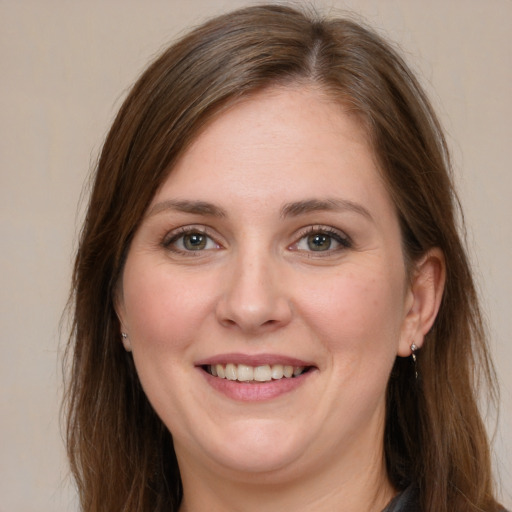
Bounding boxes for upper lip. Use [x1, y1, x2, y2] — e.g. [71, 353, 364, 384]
[195, 353, 316, 368]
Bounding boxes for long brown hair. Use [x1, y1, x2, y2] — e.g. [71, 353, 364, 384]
[65, 5, 502, 511]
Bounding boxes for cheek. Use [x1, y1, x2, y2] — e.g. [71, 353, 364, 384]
[120, 261, 219, 425]
[121, 259, 218, 369]
[297, 264, 406, 359]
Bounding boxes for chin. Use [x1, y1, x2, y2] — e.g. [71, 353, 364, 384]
[185, 418, 311, 477]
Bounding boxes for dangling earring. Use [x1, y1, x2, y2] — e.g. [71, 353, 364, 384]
[121, 332, 131, 352]
[410, 343, 419, 380]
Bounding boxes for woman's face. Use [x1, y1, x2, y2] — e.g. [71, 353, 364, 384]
[117, 87, 414, 484]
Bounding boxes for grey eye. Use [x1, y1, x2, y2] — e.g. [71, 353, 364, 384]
[307, 233, 332, 251]
[183, 233, 208, 250]
[165, 230, 220, 253]
[291, 228, 351, 254]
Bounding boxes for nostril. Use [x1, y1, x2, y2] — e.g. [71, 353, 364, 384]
[220, 318, 237, 328]
[215, 284, 293, 332]
[218, 312, 284, 331]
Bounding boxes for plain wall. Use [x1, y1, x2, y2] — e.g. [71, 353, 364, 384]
[0, 1, 510, 510]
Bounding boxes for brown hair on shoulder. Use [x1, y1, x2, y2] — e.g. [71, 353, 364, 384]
[64, 4, 502, 511]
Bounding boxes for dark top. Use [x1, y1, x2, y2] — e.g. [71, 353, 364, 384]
[382, 486, 509, 512]
[382, 486, 420, 512]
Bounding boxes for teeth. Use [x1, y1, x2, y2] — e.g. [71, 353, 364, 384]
[237, 364, 254, 382]
[283, 365, 293, 378]
[271, 364, 284, 379]
[216, 364, 225, 378]
[293, 366, 304, 376]
[225, 363, 237, 381]
[207, 363, 307, 382]
[254, 365, 272, 382]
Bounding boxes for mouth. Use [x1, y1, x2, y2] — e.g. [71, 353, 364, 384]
[203, 363, 312, 383]
[197, 355, 317, 401]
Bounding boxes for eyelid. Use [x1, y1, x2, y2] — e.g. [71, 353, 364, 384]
[289, 225, 352, 253]
[162, 225, 223, 254]
[160, 223, 351, 257]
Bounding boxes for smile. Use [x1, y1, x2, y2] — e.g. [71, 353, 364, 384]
[205, 363, 310, 382]
[197, 356, 317, 401]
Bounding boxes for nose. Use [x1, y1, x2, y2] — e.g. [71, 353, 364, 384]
[215, 247, 292, 334]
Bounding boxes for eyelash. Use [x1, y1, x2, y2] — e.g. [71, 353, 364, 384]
[161, 225, 352, 256]
[290, 226, 352, 255]
[162, 226, 221, 256]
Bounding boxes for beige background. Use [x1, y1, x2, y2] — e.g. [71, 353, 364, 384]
[0, 1, 510, 510]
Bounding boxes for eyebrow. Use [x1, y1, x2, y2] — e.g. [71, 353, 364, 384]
[280, 198, 373, 221]
[147, 197, 372, 222]
[147, 199, 227, 218]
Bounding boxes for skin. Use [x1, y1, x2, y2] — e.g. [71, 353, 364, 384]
[116, 86, 445, 512]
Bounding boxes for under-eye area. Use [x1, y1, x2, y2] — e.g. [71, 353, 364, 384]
[202, 364, 314, 382]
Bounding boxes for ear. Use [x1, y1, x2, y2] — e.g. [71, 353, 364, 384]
[397, 248, 446, 357]
[113, 284, 132, 352]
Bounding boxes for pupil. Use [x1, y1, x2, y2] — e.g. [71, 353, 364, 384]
[184, 233, 206, 250]
[308, 234, 331, 251]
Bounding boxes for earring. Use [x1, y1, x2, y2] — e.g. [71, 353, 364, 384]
[121, 332, 131, 352]
[410, 343, 419, 380]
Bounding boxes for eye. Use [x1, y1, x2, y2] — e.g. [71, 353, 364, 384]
[181, 232, 210, 250]
[291, 227, 351, 253]
[304, 233, 334, 251]
[163, 228, 221, 253]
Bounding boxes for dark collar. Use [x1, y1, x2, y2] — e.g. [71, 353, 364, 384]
[382, 486, 420, 512]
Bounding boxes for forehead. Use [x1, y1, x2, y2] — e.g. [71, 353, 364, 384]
[150, 86, 389, 214]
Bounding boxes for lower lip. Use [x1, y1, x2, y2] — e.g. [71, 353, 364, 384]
[200, 369, 314, 401]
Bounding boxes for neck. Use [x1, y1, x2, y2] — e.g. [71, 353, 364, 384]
[177, 442, 395, 512]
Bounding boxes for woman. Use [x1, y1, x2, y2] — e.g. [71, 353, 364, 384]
[65, 5, 505, 511]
